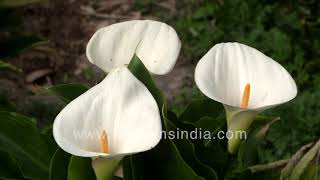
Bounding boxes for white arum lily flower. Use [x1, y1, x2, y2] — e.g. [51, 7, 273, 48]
[53, 67, 161, 179]
[195, 42, 297, 154]
[86, 20, 181, 75]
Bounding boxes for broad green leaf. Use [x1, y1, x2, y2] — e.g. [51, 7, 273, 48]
[0, 36, 47, 59]
[0, 150, 23, 179]
[194, 116, 224, 133]
[237, 117, 279, 168]
[0, 60, 21, 72]
[290, 139, 320, 180]
[193, 120, 228, 177]
[123, 137, 204, 180]
[67, 156, 95, 180]
[179, 98, 224, 124]
[170, 110, 228, 177]
[0, 111, 50, 180]
[41, 125, 57, 157]
[193, 116, 226, 147]
[127, 54, 166, 110]
[0, 0, 43, 8]
[46, 84, 89, 103]
[49, 148, 71, 180]
[171, 109, 228, 178]
[123, 155, 144, 180]
[165, 114, 219, 180]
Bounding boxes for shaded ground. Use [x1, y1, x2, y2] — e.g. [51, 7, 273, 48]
[0, 0, 193, 124]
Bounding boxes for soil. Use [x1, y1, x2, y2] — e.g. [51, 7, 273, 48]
[0, 0, 194, 124]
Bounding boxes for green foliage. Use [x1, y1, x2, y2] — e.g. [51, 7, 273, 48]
[67, 156, 96, 180]
[0, 111, 51, 179]
[128, 55, 166, 109]
[261, 91, 320, 161]
[0, 150, 24, 179]
[166, 112, 219, 180]
[175, 0, 320, 91]
[238, 117, 280, 168]
[49, 148, 71, 180]
[172, 0, 320, 91]
[289, 140, 320, 180]
[176, 0, 320, 90]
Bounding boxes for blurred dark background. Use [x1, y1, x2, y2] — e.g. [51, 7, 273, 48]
[0, 0, 319, 163]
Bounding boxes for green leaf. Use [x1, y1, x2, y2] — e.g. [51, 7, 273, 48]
[122, 155, 143, 180]
[127, 54, 166, 110]
[46, 84, 89, 103]
[170, 108, 229, 178]
[290, 139, 320, 180]
[172, 102, 228, 178]
[67, 156, 96, 180]
[238, 117, 280, 167]
[193, 116, 226, 148]
[49, 148, 71, 180]
[192, 118, 228, 177]
[0, 0, 44, 8]
[0, 111, 50, 180]
[193, 116, 224, 133]
[0, 36, 47, 59]
[123, 138, 205, 180]
[0, 150, 23, 179]
[179, 98, 224, 124]
[0, 60, 21, 72]
[165, 115, 219, 180]
[41, 125, 58, 157]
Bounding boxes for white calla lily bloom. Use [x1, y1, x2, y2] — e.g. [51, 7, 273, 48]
[195, 42, 297, 153]
[86, 20, 181, 75]
[53, 67, 162, 179]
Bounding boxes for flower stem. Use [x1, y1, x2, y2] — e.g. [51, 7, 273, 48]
[91, 156, 122, 180]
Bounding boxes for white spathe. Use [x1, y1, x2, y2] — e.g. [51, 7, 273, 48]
[53, 66, 162, 158]
[86, 20, 181, 75]
[195, 42, 297, 153]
